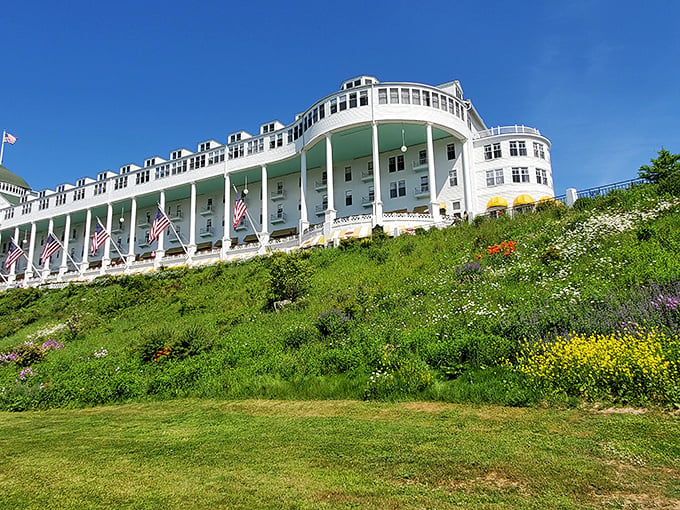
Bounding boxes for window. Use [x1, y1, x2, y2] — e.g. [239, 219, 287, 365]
[432, 93, 439, 109]
[349, 92, 357, 108]
[412, 89, 421, 105]
[419, 175, 429, 193]
[345, 190, 352, 206]
[510, 141, 527, 156]
[484, 144, 493, 160]
[447, 143, 456, 160]
[536, 168, 548, 185]
[418, 150, 427, 166]
[401, 89, 410, 104]
[533, 142, 545, 159]
[486, 169, 504, 186]
[330, 98, 338, 113]
[512, 167, 530, 183]
[339, 95, 347, 111]
[136, 170, 150, 185]
[390, 180, 406, 198]
[389, 88, 399, 104]
[493, 143, 502, 158]
[318, 103, 325, 119]
[449, 169, 458, 186]
[359, 91, 368, 106]
[55, 194, 67, 206]
[388, 155, 405, 173]
[344, 166, 352, 182]
[422, 90, 430, 106]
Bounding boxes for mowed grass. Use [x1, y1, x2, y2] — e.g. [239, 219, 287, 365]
[1, 400, 678, 509]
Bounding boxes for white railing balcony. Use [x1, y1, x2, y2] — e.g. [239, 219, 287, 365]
[361, 196, 374, 207]
[361, 169, 374, 182]
[414, 185, 430, 198]
[314, 180, 327, 191]
[315, 204, 326, 216]
[412, 159, 428, 172]
[270, 212, 287, 224]
[199, 226, 214, 237]
[270, 189, 286, 201]
[234, 221, 247, 231]
[169, 210, 183, 221]
[473, 125, 541, 139]
[137, 220, 151, 228]
[199, 206, 213, 216]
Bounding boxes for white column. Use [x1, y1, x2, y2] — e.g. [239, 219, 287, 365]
[222, 173, 231, 258]
[102, 202, 113, 269]
[260, 165, 269, 247]
[25, 222, 37, 280]
[426, 123, 440, 221]
[189, 182, 197, 256]
[156, 191, 166, 262]
[371, 122, 383, 225]
[461, 139, 475, 219]
[81, 208, 92, 272]
[128, 197, 137, 264]
[324, 134, 336, 242]
[42, 218, 54, 279]
[299, 150, 308, 240]
[60, 214, 71, 276]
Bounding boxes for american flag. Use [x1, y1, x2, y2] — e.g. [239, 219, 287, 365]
[4, 241, 24, 269]
[90, 222, 110, 255]
[3, 132, 17, 145]
[233, 193, 247, 230]
[148, 208, 171, 243]
[40, 233, 61, 264]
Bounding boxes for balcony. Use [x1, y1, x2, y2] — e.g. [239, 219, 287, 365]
[361, 169, 374, 182]
[270, 189, 286, 201]
[414, 185, 430, 198]
[199, 226, 214, 237]
[270, 212, 287, 224]
[199, 206, 214, 217]
[412, 159, 428, 172]
[137, 219, 151, 228]
[315, 204, 327, 216]
[169, 210, 183, 222]
[314, 180, 327, 192]
[234, 221, 247, 231]
[361, 195, 374, 208]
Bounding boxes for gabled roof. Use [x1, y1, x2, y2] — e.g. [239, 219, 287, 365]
[0, 164, 30, 189]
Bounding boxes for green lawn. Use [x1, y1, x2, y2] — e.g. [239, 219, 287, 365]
[1, 399, 678, 509]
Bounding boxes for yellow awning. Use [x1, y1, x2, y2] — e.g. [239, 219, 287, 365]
[513, 194, 535, 207]
[538, 196, 555, 203]
[486, 196, 508, 209]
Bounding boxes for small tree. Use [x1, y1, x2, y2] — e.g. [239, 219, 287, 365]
[267, 252, 312, 305]
[638, 148, 680, 193]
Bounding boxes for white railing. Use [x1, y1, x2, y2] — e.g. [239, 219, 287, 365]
[333, 214, 372, 226]
[473, 125, 541, 139]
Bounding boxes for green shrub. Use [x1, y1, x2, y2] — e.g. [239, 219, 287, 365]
[13, 342, 45, 367]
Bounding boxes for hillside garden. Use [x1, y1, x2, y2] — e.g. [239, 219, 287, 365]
[1, 171, 680, 412]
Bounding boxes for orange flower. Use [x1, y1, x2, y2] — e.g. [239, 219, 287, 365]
[476, 254, 483, 260]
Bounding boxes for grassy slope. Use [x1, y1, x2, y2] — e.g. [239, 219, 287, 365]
[1, 400, 678, 509]
[0, 184, 679, 409]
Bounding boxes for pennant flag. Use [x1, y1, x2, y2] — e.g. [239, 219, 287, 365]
[3, 132, 17, 145]
[233, 193, 247, 230]
[40, 233, 61, 264]
[4, 241, 24, 269]
[148, 208, 171, 243]
[91, 223, 110, 255]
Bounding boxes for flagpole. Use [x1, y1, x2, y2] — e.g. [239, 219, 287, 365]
[96, 218, 129, 269]
[0, 130, 5, 166]
[232, 184, 263, 247]
[48, 232, 84, 276]
[15, 238, 43, 278]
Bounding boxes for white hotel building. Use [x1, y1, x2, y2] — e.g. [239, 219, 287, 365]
[0, 75, 553, 287]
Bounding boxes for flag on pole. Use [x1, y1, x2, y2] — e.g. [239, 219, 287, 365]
[40, 233, 61, 264]
[233, 193, 247, 230]
[3, 132, 17, 145]
[90, 222, 110, 255]
[4, 241, 23, 269]
[148, 208, 171, 243]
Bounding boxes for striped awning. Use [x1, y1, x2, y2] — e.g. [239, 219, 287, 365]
[486, 196, 508, 209]
[330, 225, 372, 241]
[301, 234, 325, 248]
[513, 194, 535, 207]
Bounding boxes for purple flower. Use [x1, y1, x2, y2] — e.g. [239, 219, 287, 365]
[18, 367, 34, 381]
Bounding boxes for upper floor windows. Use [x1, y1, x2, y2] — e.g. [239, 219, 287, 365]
[510, 141, 527, 156]
[512, 167, 530, 183]
[486, 169, 504, 187]
[388, 155, 405, 172]
[536, 168, 549, 185]
[447, 143, 456, 160]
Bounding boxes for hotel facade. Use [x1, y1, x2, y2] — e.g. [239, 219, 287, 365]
[0, 75, 553, 287]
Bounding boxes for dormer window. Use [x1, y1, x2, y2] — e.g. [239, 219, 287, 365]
[121, 165, 130, 174]
[56, 185, 65, 193]
[76, 178, 86, 187]
[145, 158, 156, 167]
[38, 190, 46, 198]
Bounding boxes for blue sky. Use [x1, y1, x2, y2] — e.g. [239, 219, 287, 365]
[1, 0, 678, 195]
